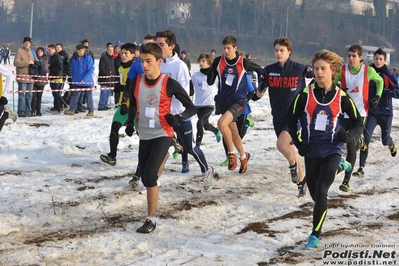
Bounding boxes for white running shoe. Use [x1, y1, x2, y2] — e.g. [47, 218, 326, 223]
[4, 106, 17, 122]
[203, 166, 214, 192]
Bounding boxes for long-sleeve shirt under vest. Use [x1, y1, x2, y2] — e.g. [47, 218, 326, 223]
[127, 73, 196, 140]
[117, 59, 133, 105]
[207, 52, 262, 106]
[334, 64, 383, 118]
[287, 83, 363, 158]
[259, 58, 314, 123]
[368, 63, 399, 116]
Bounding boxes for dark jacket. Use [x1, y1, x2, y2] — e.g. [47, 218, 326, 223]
[48, 53, 63, 78]
[258, 58, 314, 124]
[98, 52, 116, 84]
[57, 49, 70, 76]
[35, 56, 48, 86]
[368, 64, 399, 116]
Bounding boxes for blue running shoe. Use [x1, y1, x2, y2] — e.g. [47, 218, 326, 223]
[215, 128, 222, 143]
[305, 235, 320, 249]
[339, 157, 351, 172]
[182, 161, 189, 173]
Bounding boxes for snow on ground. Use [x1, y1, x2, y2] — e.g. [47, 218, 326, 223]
[0, 63, 398, 265]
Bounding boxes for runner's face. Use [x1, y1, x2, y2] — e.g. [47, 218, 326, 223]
[347, 51, 362, 68]
[223, 44, 237, 60]
[198, 58, 209, 69]
[274, 44, 290, 64]
[373, 54, 386, 68]
[313, 59, 334, 87]
[156, 37, 174, 58]
[121, 49, 134, 63]
[140, 53, 162, 78]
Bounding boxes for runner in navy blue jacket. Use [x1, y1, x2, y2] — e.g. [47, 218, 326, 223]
[287, 49, 363, 249]
[356, 48, 399, 177]
[254, 37, 313, 196]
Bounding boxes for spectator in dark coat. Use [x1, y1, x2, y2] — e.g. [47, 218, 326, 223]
[98, 44, 116, 110]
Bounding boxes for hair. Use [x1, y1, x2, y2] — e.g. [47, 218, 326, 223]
[311, 49, 343, 81]
[174, 43, 180, 56]
[211, 49, 216, 53]
[222, 35, 237, 47]
[121, 42, 137, 54]
[374, 48, 387, 60]
[144, 33, 157, 42]
[47, 44, 56, 50]
[114, 45, 120, 49]
[347, 44, 363, 56]
[156, 30, 176, 46]
[36, 47, 47, 58]
[197, 53, 213, 65]
[81, 39, 89, 44]
[106, 42, 113, 48]
[273, 36, 293, 53]
[55, 43, 63, 48]
[140, 42, 163, 61]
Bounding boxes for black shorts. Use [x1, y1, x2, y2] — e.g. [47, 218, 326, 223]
[220, 102, 246, 122]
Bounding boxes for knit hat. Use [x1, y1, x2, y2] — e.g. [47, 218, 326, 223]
[23, 37, 32, 43]
[181, 50, 187, 55]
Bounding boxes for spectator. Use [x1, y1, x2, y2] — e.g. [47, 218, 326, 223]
[13, 37, 35, 117]
[98, 43, 116, 111]
[31, 47, 48, 116]
[48, 44, 67, 114]
[56, 43, 70, 107]
[180, 50, 191, 72]
[64, 44, 95, 117]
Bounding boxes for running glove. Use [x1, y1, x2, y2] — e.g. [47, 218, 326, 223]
[125, 121, 135, 137]
[164, 114, 183, 127]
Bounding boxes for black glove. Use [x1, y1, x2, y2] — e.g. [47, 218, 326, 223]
[125, 121, 135, 137]
[370, 96, 381, 109]
[296, 142, 312, 157]
[120, 104, 128, 115]
[338, 130, 350, 143]
[0, 96, 8, 105]
[257, 80, 269, 93]
[164, 114, 183, 127]
[214, 94, 219, 103]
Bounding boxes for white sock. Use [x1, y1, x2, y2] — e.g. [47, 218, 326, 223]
[240, 153, 246, 160]
[146, 216, 156, 224]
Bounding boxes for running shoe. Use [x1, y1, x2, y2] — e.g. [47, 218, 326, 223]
[182, 161, 189, 173]
[136, 219, 156, 234]
[339, 179, 350, 192]
[203, 166, 214, 191]
[239, 152, 250, 173]
[4, 106, 17, 122]
[100, 154, 116, 166]
[338, 157, 352, 173]
[228, 153, 237, 171]
[352, 167, 364, 178]
[389, 142, 397, 157]
[305, 235, 320, 249]
[128, 174, 140, 191]
[220, 158, 228, 166]
[297, 177, 307, 198]
[247, 116, 255, 128]
[359, 136, 367, 152]
[289, 160, 299, 183]
[215, 128, 221, 143]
